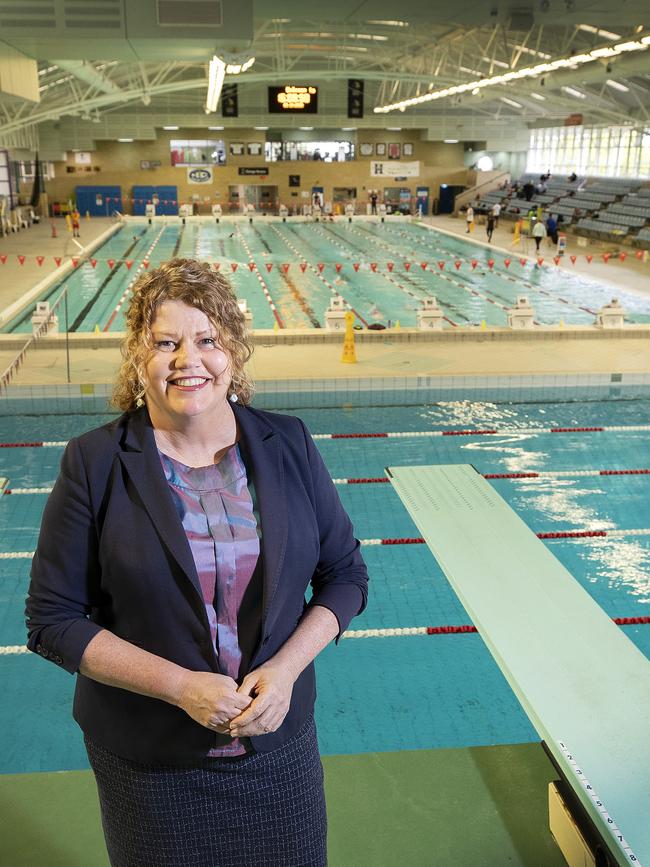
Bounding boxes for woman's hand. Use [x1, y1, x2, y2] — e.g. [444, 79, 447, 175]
[228, 665, 295, 737]
[176, 671, 251, 732]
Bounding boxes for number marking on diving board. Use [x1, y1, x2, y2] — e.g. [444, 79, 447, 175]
[557, 740, 642, 865]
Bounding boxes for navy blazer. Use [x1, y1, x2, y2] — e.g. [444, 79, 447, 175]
[25, 404, 368, 763]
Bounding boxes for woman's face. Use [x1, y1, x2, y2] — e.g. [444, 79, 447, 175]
[144, 300, 231, 427]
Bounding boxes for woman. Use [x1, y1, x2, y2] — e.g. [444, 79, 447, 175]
[25, 258, 369, 867]
[532, 218, 547, 252]
[465, 204, 474, 233]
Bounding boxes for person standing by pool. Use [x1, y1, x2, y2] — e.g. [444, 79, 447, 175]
[546, 213, 559, 246]
[492, 201, 501, 227]
[532, 218, 547, 252]
[466, 204, 474, 233]
[25, 258, 369, 867]
[486, 210, 495, 243]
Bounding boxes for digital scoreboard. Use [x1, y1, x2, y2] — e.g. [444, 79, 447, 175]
[268, 85, 318, 113]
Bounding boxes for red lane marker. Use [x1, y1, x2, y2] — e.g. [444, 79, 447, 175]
[537, 530, 607, 539]
[0, 441, 44, 448]
[443, 429, 498, 436]
[347, 477, 391, 484]
[551, 427, 605, 433]
[427, 625, 478, 635]
[331, 432, 389, 439]
[484, 472, 540, 479]
[600, 469, 650, 476]
[423, 618, 649, 636]
[381, 537, 425, 545]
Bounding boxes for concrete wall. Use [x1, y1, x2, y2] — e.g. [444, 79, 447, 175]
[16, 130, 470, 213]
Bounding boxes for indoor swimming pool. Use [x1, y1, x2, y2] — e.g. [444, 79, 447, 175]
[0, 388, 648, 774]
[4, 220, 650, 333]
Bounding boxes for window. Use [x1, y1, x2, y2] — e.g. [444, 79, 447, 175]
[527, 123, 650, 178]
[264, 140, 355, 162]
[170, 140, 226, 166]
[18, 160, 56, 181]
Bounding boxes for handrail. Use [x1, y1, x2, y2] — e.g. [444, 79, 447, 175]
[453, 171, 510, 213]
[0, 268, 76, 392]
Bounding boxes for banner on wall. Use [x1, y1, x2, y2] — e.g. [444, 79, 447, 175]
[370, 160, 420, 178]
[187, 167, 213, 184]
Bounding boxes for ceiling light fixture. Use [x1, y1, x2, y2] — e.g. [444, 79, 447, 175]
[206, 53, 255, 114]
[374, 33, 650, 113]
[530, 91, 546, 100]
[562, 85, 586, 98]
[118, 138, 133, 142]
[577, 24, 621, 40]
[443, 139, 459, 143]
[500, 96, 522, 107]
[606, 78, 630, 91]
[163, 125, 179, 130]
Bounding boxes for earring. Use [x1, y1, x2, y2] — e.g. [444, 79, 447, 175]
[136, 397, 145, 408]
[229, 393, 238, 403]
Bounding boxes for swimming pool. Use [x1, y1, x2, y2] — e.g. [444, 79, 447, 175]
[4, 220, 650, 333]
[0, 390, 648, 773]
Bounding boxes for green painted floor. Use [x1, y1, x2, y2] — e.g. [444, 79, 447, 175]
[0, 742, 566, 866]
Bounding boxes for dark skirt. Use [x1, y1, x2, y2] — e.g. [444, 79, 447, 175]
[85, 715, 327, 867]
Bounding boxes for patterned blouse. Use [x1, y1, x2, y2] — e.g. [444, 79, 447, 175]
[159, 444, 261, 757]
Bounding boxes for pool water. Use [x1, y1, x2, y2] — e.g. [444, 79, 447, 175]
[4, 221, 650, 333]
[0, 394, 648, 772]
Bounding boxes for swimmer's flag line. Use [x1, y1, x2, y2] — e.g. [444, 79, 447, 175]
[386, 464, 650, 867]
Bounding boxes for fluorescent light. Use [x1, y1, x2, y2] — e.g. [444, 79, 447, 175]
[299, 126, 314, 130]
[606, 79, 630, 92]
[341, 127, 356, 131]
[483, 57, 509, 68]
[562, 85, 586, 98]
[366, 19, 409, 26]
[117, 138, 133, 142]
[386, 127, 402, 131]
[443, 139, 459, 143]
[577, 23, 621, 40]
[206, 55, 226, 113]
[254, 126, 269, 130]
[163, 125, 179, 130]
[500, 96, 522, 107]
[208, 125, 224, 130]
[374, 34, 650, 113]
[530, 92, 546, 100]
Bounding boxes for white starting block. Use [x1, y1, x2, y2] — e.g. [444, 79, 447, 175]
[178, 203, 191, 221]
[246, 203, 255, 222]
[345, 203, 355, 222]
[378, 203, 387, 222]
[416, 296, 445, 330]
[31, 301, 58, 334]
[596, 298, 626, 329]
[237, 299, 253, 332]
[279, 204, 289, 221]
[325, 296, 348, 330]
[145, 202, 156, 223]
[507, 295, 536, 329]
[211, 203, 222, 222]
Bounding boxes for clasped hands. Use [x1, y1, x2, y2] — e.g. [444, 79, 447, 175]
[177, 664, 294, 737]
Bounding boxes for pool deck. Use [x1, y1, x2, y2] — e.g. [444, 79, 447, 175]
[0, 214, 649, 386]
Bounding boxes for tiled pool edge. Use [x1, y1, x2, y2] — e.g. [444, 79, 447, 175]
[2, 372, 649, 414]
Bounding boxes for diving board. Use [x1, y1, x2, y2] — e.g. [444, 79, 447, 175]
[387, 463, 650, 867]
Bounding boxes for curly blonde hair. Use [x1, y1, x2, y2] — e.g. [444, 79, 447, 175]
[112, 258, 254, 411]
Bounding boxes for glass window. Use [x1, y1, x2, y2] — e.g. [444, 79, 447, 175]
[169, 140, 225, 166]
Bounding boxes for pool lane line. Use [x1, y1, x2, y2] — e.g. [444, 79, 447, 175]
[236, 229, 284, 328]
[2, 424, 650, 451]
[255, 224, 321, 327]
[2, 615, 649, 655]
[269, 224, 368, 327]
[103, 226, 167, 331]
[7, 466, 650, 496]
[70, 231, 147, 332]
[3, 528, 650, 560]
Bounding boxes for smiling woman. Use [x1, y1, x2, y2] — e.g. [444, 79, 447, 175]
[25, 257, 369, 867]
